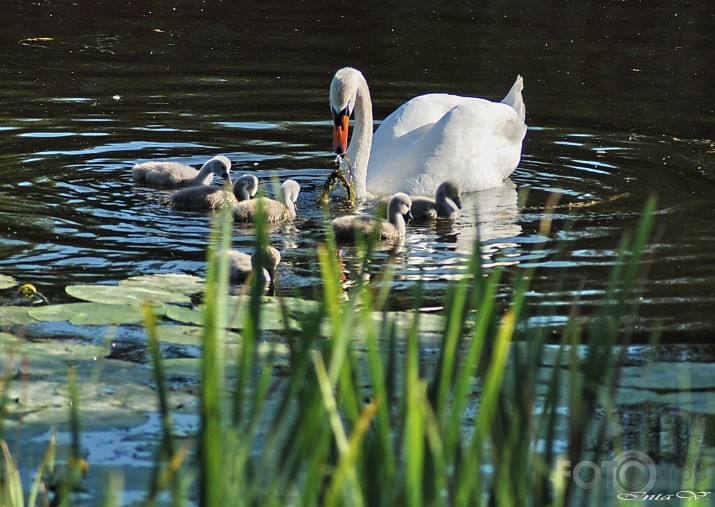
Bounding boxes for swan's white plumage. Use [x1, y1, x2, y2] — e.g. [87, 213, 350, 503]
[329, 68, 526, 198]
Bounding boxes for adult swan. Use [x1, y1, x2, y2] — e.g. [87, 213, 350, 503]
[330, 67, 527, 199]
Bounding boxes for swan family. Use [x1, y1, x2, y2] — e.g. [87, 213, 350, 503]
[330, 67, 526, 198]
[132, 67, 526, 285]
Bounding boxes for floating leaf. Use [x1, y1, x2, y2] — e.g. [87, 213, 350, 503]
[0, 331, 21, 345]
[164, 297, 296, 331]
[656, 391, 715, 416]
[0, 339, 111, 381]
[29, 302, 152, 326]
[277, 296, 322, 316]
[165, 306, 204, 326]
[380, 311, 446, 333]
[613, 387, 659, 406]
[153, 324, 242, 346]
[0, 306, 36, 326]
[119, 273, 204, 296]
[161, 358, 204, 378]
[0, 274, 17, 290]
[619, 362, 715, 391]
[66, 284, 191, 306]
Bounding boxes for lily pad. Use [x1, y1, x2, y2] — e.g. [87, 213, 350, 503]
[0, 274, 17, 290]
[165, 297, 297, 331]
[153, 324, 243, 346]
[619, 362, 715, 391]
[66, 284, 191, 306]
[28, 302, 153, 326]
[161, 358, 204, 378]
[120, 273, 204, 296]
[379, 311, 446, 333]
[0, 331, 22, 345]
[18, 339, 110, 362]
[613, 387, 660, 406]
[656, 391, 715, 416]
[0, 305, 36, 326]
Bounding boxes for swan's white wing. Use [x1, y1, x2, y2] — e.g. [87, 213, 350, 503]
[366, 93, 526, 196]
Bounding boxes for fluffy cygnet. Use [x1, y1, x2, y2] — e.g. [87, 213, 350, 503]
[410, 180, 462, 221]
[233, 179, 300, 223]
[132, 155, 232, 187]
[332, 192, 412, 243]
[171, 174, 258, 211]
[217, 245, 282, 285]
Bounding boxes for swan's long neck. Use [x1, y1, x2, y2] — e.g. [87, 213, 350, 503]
[347, 75, 373, 199]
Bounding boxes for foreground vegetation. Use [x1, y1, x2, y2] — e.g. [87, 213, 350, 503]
[2, 197, 712, 506]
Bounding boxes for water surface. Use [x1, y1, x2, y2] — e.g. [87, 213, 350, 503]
[0, 0, 713, 340]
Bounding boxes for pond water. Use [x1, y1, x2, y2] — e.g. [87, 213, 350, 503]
[1, 1, 714, 504]
[1, 1, 713, 341]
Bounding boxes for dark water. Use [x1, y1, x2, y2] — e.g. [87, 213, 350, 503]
[0, 0, 713, 340]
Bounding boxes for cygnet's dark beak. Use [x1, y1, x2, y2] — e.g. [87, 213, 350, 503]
[406, 210, 414, 222]
[223, 172, 232, 184]
[454, 196, 463, 210]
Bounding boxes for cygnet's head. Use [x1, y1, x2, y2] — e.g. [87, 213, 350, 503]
[203, 155, 232, 183]
[250, 245, 282, 284]
[387, 192, 413, 221]
[437, 180, 462, 209]
[278, 179, 301, 214]
[233, 174, 259, 201]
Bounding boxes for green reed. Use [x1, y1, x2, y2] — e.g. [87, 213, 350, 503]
[142, 196, 664, 507]
[6, 195, 713, 506]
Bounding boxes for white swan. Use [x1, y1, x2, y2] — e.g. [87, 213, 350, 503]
[132, 155, 232, 187]
[332, 192, 412, 243]
[329, 67, 526, 198]
[170, 174, 258, 211]
[233, 179, 300, 223]
[410, 180, 462, 221]
[216, 246, 281, 285]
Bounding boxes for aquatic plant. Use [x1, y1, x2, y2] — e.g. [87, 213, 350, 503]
[2, 195, 712, 506]
[135, 196, 690, 507]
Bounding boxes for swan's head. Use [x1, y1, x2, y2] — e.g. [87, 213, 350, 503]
[203, 155, 232, 183]
[233, 174, 259, 201]
[437, 180, 462, 209]
[330, 67, 363, 155]
[278, 179, 301, 214]
[388, 192, 413, 222]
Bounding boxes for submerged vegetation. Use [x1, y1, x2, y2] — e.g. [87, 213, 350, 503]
[1, 197, 713, 506]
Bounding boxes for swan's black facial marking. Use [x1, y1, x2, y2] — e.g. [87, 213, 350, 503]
[331, 103, 352, 125]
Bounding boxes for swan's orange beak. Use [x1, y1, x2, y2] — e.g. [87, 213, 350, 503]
[332, 113, 349, 155]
